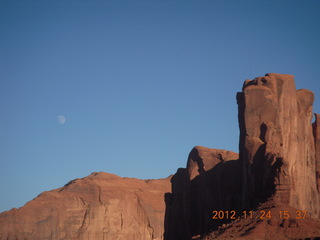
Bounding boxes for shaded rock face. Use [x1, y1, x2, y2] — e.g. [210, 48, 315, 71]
[164, 147, 239, 240]
[0, 172, 171, 240]
[313, 113, 320, 192]
[165, 73, 320, 240]
[237, 73, 320, 217]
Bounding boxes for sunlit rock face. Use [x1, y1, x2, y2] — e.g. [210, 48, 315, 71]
[164, 73, 320, 240]
[0, 172, 171, 240]
[237, 73, 320, 217]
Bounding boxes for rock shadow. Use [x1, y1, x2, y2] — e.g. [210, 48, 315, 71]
[164, 159, 242, 240]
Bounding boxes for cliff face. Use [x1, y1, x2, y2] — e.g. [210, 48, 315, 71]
[313, 113, 320, 192]
[164, 147, 239, 240]
[237, 73, 320, 217]
[165, 73, 320, 240]
[0, 172, 171, 240]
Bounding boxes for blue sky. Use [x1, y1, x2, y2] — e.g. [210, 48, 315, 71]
[1, 0, 320, 213]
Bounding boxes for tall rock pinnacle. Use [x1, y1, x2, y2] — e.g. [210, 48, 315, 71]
[165, 73, 320, 240]
[237, 73, 320, 217]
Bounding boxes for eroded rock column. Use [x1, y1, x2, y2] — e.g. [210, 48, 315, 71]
[313, 113, 320, 193]
[237, 73, 320, 217]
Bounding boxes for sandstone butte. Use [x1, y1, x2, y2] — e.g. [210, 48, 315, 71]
[1, 73, 320, 240]
[165, 73, 320, 240]
[0, 172, 171, 240]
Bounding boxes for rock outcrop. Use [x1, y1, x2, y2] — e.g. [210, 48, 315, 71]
[0, 172, 171, 240]
[313, 113, 320, 192]
[164, 147, 239, 240]
[237, 73, 320, 217]
[165, 73, 320, 240]
[1, 73, 319, 240]
[199, 198, 320, 240]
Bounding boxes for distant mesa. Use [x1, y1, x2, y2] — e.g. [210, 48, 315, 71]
[1, 73, 320, 240]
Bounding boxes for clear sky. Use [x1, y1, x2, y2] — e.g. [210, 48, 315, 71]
[1, 0, 320, 213]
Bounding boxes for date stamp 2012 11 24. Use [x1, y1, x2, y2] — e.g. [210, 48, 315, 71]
[212, 210, 308, 220]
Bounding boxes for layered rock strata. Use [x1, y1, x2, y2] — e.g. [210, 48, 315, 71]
[0, 172, 171, 240]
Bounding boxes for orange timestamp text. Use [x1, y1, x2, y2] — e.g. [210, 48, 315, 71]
[212, 210, 308, 220]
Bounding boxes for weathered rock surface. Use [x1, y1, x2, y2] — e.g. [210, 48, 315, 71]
[199, 199, 320, 240]
[237, 73, 320, 217]
[165, 73, 320, 240]
[164, 147, 239, 240]
[0, 172, 171, 240]
[313, 113, 320, 192]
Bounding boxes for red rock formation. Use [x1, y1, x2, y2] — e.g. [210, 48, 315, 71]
[164, 147, 239, 240]
[199, 199, 320, 240]
[313, 113, 320, 192]
[237, 73, 320, 217]
[165, 73, 320, 240]
[2, 73, 319, 240]
[187, 146, 239, 181]
[0, 172, 171, 240]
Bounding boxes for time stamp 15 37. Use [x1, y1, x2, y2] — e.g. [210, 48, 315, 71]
[212, 210, 308, 220]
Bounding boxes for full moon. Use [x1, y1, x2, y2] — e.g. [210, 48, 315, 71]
[57, 115, 66, 125]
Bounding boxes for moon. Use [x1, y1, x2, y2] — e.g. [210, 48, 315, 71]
[57, 115, 66, 125]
